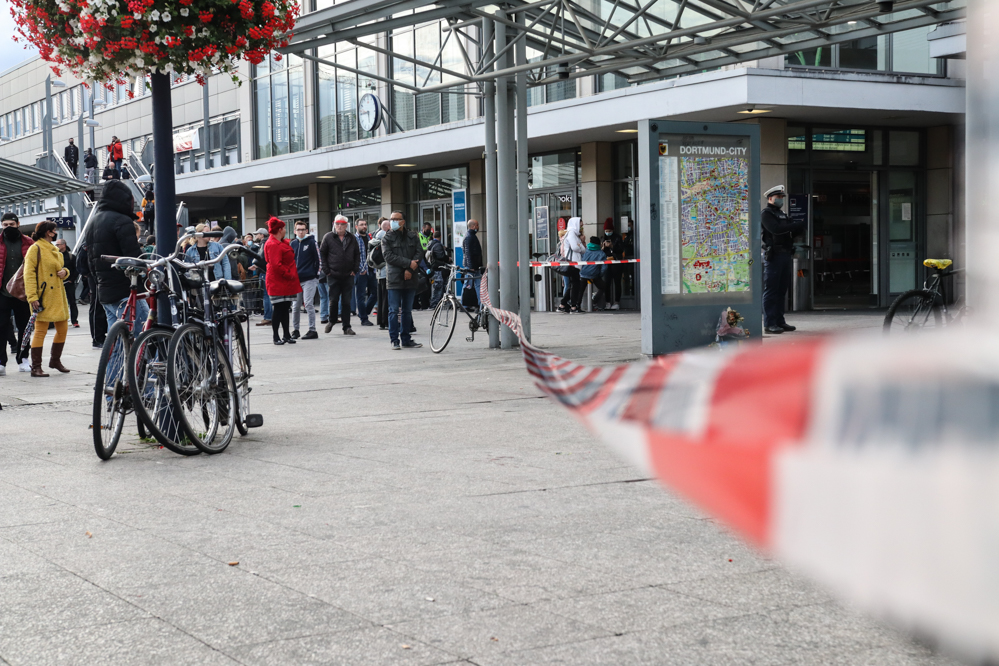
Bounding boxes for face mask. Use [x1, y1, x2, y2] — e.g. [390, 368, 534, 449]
[3, 226, 19, 241]
[468, 229, 477, 235]
[390, 220, 401, 231]
[604, 231, 612, 236]
[773, 197, 785, 207]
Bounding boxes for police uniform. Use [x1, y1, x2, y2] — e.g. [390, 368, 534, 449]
[761, 185, 805, 333]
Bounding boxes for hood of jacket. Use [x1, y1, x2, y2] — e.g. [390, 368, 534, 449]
[221, 226, 238, 245]
[568, 217, 582, 235]
[98, 180, 134, 217]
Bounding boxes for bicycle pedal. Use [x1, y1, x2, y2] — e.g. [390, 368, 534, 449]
[245, 413, 264, 428]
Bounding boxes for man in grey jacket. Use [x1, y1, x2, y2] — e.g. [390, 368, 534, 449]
[381, 210, 423, 350]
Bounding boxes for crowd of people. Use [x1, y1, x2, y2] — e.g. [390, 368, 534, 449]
[556, 216, 632, 313]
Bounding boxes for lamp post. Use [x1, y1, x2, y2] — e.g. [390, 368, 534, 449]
[42, 75, 66, 171]
[151, 72, 176, 326]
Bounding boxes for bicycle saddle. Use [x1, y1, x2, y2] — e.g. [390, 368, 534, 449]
[210, 279, 245, 295]
[923, 258, 953, 270]
[113, 257, 147, 272]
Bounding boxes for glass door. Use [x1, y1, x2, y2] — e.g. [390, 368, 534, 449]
[419, 201, 453, 252]
[887, 171, 918, 296]
[810, 171, 877, 308]
[527, 189, 575, 311]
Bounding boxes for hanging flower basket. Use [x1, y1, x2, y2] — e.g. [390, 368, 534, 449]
[9, 0, 300, 88]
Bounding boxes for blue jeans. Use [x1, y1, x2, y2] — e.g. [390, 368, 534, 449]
[263, 291, 272, 320]
[355, 271, 377, 322]
[467, 273, 482, 306]
[317, 281, 329, 320]
[387, 288, 415, 345]
[104, 297, 149, 334]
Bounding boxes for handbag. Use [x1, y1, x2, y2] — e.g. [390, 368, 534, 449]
[546, 237, 573, 275]
[4, 244, 39, 301]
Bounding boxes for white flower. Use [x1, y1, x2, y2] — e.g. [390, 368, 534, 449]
[149, 24, 157, 31]
[134, 12, 141, 19]
[179, 7, 188, 16]
[149, 9, 159, 20]
[161, 11, 170, 21]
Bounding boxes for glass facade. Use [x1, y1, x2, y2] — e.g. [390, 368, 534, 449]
[253, 54, 306, 159]
[391, 22, 467, 133]
[528, 152, 580, 190]
[787, 27, 942, 74]
[317, 41, 378, 146]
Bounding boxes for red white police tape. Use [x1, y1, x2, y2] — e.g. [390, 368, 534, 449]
[531, 258, 641, 267]
[479, 273, 999, 662]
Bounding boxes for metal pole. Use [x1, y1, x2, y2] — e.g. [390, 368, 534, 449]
[43, 76, 51, 166]
[495, 16, 518, 349]
[151, 72, 176, 327]
[515, 10, 531, 342]
[202, 83, 212, 170]
[88, 86, 96, 155]
[966, 0, 994, 319]
[483, 22, 500, 349]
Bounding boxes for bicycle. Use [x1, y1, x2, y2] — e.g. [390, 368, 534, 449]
[883, 258, 967, 334]
[429, 266, 490, 353]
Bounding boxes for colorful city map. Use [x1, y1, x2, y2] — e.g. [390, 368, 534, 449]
[679, 157, 750, 293]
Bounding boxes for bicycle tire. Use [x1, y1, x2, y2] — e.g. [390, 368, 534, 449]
[167, 324, 237, 454]
[884, 289, 942, 334]
[430, 296, 458, 353]
[92, 322, 131, 460]
[127, 327, 200, 456]
[228, 320, 251, 437]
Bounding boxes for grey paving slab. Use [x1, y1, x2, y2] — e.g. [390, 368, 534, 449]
[0, 306, 951, 665]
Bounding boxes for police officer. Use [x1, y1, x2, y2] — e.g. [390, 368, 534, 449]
[761, 185, 805, 334]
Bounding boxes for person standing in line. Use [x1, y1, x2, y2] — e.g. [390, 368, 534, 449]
[0, 213, 33, 375]
[54, 239, 79, 328]
[558, 217, 587, 314]
[290, 221, 320, 340]
[382, 210, 423, 350]
[761, 185, 805, 335]
[23, 221, 71, 377]
[600, 218, 624, 311]
[319, 215, 359, 336]
[107, 136, 124, 178]
[184, 223, 233, 280]
[85, 180, 147, 332]
[250, 227, 272, 326]
[262, 217, 301, 345]
[580, 236, 608, 310]
[76, 240, 105, 348]
[427, 230, 449, 310]
[414, 221, 434, 310]
[64, 139, 79, 178]
[140, 186, 155, 235]
[353, 218, 377, 327]
[461, 219, 484, 308]
[372, 218, 389, 330]
[83, 148, 98, 184]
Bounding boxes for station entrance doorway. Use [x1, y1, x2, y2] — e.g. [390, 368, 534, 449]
[529, 189, 575, 311]
[420, 201, 454, 252]
[811, 171, 877, 309]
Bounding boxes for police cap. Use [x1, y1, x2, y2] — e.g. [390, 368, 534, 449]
[764, 185, 785, 199]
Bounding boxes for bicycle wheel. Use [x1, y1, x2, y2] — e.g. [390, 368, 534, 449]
[93, 322, 131, 460]
[884, 289, 942, 334]
[128, 327, 200, 456]
[167, 324, 237, 454]
[228, 320, 251, 436]
[430, 296, 458, 353]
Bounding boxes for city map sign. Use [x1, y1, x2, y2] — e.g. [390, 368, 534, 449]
[638, 121, 762, 355]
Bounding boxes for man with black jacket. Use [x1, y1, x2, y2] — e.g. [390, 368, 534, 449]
[291, 221, 320, 339]
[54, 239, 79, 327]
[353, 218, 377, 327]
[0, 213, 33, 374]
[76, 241, 106, 347]
[83, 148, 98, 184]
[461, 219, 484, 308]
[85, 179, 146, 331]
[427, 230, 449, 309]
[64, 139, 79, 178]
[319, 215, 360, 336]
[382, 210, 424, 350]
[761, 185, 806, 334]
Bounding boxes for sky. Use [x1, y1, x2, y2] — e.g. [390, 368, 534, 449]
[0, 1, 40, 73]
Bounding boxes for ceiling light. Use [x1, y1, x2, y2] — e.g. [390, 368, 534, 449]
[394, 163, 416, 167]
[616, 129, 639, 133]
[737, 107, 772, 115]
[251, 185, 270, 189]
[317, 175, 336, 179]
[848, 20, 858, 25]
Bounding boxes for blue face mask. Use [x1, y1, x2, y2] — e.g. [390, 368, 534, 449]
[773, 197, 785, 208]
[390, 220, 401, 231]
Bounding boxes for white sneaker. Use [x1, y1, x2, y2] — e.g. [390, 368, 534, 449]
[18, 359, 31, 372]
[610, 303, 620, 310]
[0, 364, 5, 376]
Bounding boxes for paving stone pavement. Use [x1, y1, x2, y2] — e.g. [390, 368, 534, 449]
[0, 305, 961, 665]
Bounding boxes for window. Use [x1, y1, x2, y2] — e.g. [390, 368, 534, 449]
[276, 191, 309, 216]
[786, 31, 941, 74]
[407, 166, 468, 201]
[253, 53, 305, 158]
[390, 21, 467, 133]
[528, 152, 579, 189]
[317, 41, 377, 146]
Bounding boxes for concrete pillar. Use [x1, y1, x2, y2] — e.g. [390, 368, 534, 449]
[738, 117, 787, 206]
[381, 172, 406, 219]
[965, 0, 993, 316]
[495, 17, 519, 349]
[515, 10, 531, 341]
[484, 72, 500, 347]
[309, 182, 333, 239]
[926, 126, 955, 261]
[242, 191, 270, 233]
[580, 142, 614, 240]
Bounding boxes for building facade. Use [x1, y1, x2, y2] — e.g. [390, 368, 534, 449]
[0, 13, 965, 311]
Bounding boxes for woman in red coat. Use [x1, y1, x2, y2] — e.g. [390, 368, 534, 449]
[263, 217, 302, 345]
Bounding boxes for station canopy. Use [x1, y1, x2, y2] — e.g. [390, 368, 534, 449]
[0, 157, 93, 206]
[281, 0, 967, 93]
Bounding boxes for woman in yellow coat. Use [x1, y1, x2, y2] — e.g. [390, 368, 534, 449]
[23, 220, 71, 377]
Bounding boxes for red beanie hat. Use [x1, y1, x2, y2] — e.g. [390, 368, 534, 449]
[267, 216, 285, 235]
[603, 218, 614, 231]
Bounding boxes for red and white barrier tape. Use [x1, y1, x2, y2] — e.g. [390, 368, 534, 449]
[530, 258, 641, 267]
[480, 273, 999, 661]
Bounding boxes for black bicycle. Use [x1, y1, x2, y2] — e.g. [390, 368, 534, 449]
[884, 258, 967, 334]
[429, 266, 490, 353]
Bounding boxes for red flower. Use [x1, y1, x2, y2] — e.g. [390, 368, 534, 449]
[199, 10, 213, 23]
